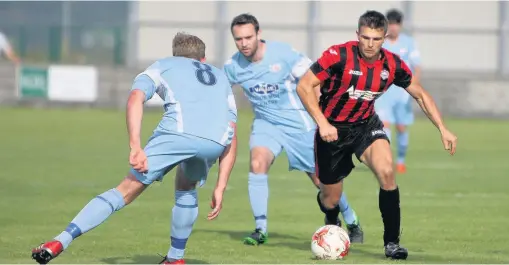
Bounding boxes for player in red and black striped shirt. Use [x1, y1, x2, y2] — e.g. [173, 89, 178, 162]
[296, 10, 458, 259]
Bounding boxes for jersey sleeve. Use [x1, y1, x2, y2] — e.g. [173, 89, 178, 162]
[283, 46, 313, 79]
[131, 68, 161, 102]
[309, 45, 343, 81]
[222, 59, 237, 85]
[227, 85, 238, 124]
[393, 56, 413, 89]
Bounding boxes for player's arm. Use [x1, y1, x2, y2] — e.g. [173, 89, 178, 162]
[208, 89, 238, 220]
[4, 45, 20, 64]
[0, 34, 20, 64]
[297, 47, 341, 129]
[127, 72, 157, 149]
[297, 70, 329, 127]
[286, 48, 322, 101]
[394, 61, 445, 130]
[406, 82, 443, 130]
[396, 61, 457, 154]
[216, 123, 237, 190]
[216, 91, 238, 192]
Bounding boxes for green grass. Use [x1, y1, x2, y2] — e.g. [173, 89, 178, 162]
[1, 107, 508, 264]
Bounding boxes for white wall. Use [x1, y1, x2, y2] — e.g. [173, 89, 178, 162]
[135, 1, 500, 71]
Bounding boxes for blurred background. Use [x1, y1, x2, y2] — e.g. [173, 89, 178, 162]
[0, 0, 507, 117]
[1, 2, 509, 263]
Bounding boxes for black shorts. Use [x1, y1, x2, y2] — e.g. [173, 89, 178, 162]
[314, 114, 389, 185]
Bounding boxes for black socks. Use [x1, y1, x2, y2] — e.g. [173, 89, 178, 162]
[379, 187, 401, 246]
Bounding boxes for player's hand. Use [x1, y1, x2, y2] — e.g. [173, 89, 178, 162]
[129, 147, 148, 173]
[318, 121, 338, 142]
[208, 188, 224, 220]
[440, 128, 457, 155]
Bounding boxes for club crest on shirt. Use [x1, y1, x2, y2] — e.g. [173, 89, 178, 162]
[380, 69, 389, 80]
[269, 63, 281, 73]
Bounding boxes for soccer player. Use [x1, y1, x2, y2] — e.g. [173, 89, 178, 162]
[374, 9, 422, 173]
[223, 13, 364, 245]
[296, 11, 457, 259]
[31, 33, 238, 265]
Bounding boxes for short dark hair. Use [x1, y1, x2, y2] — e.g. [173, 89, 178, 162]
[358, 10, 388, 33]
[230, 13, 260, 33]
[386, 9, 403, 24]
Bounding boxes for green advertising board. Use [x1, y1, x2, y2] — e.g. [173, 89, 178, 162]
[17, 66, 48, 98]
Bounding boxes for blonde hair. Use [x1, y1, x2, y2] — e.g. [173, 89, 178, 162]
[172, 32, 206, 60]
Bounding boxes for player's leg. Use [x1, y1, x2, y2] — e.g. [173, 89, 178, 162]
[163, 166, 199, 264]
[394, 99, 414, 173]
[355, 118, 407, 260]
[32, 173, 146, 263]
[57, 174, 145, 247]
[313, 130, 356, 232]
[244, 119, 283, 245]
[337, 191, 363, 243]
[285, 129, 363, 243]
[162, 136, 224, 264]
[31, 133, 192, 263]
[308, 171, 363, 243]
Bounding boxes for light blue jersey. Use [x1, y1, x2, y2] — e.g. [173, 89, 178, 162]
[130, 56, 237, 185]
[376, 33, 421, 125]
[133, 56, 237, 146]
[224, 40, 315, 173]
[224, 40, 314, 133]
[383, 33, 421, 72]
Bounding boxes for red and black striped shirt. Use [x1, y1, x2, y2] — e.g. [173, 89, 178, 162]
[310, 41, 413, 124]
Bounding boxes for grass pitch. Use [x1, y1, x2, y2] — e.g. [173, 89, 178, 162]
[1, 107, 508, 264]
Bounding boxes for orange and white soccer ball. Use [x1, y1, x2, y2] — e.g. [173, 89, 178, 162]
[311, 225, 350, 260]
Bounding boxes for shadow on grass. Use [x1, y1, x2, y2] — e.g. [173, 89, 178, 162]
[194, 229, 472, 263]
[102, 255, 208, 264]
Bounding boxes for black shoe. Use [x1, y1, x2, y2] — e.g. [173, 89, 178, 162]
[384, 242, 408, 260]
[324, 216, 342, 227]
[243, 228, 268, 245]
[347, 223, 364, 243]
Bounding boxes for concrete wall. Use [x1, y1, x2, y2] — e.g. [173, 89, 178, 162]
[1, 1, 507, 119]
[134, 1, 501, 72]
[1, 62, 508, 119]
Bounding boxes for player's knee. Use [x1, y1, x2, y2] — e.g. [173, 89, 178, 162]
[396, 125, 406, 133]
[321, 192, 340, 209]
[377, 165, 397, 190]
[250, 157, 270, 174]
[320, 184, 342, 208]
[325, 193, 341, 208]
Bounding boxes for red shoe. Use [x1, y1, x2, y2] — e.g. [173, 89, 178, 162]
[396, 163, 407, 174]
[159, 256, 185, 264]
[32, 241, 63, 264]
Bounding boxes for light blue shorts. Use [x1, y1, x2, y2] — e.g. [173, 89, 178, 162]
[130, 132, 225, 185]
[375, 85, 414, 126]
[249, 119, 315, 173]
